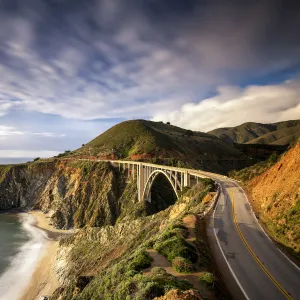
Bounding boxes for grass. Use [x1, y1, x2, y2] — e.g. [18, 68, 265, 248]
[0, 165, 12, 183]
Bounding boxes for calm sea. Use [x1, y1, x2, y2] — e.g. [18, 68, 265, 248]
[0, 214, 47, 299]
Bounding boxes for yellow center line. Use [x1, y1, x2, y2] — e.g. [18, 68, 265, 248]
[231, 191, 293, 300]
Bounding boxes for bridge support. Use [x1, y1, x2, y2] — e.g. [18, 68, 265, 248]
[184, 171, 190, 187]
[138, 163, 145, 202]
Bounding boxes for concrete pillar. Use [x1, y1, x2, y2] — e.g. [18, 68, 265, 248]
[184, 171, 190, 187]
[175, 171, 178, 190]
[138, 163, 145, 202]
[180, 172, 183, 189]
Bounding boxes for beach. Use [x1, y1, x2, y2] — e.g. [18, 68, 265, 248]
[20, 211, 73, 300]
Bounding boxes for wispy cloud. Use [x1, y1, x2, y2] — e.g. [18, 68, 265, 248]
[0, 0, 299, 120]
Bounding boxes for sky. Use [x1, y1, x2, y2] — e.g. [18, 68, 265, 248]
[0, 0, 300, 162]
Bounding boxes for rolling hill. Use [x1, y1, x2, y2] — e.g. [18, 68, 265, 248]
[208, 119, 300, 145]
[70, 120, 250, 174]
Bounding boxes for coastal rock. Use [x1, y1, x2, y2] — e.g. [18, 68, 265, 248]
[0, 160, 137, 229]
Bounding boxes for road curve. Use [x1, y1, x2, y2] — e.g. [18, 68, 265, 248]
[203, 173, 300, 300]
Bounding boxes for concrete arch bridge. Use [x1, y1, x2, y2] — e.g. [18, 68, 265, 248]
[101, 160, 210, 202]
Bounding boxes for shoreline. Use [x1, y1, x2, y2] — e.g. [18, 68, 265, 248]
[21, 211, 73, 300]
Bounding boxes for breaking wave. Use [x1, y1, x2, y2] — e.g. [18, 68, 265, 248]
[0, 213, 47, 300]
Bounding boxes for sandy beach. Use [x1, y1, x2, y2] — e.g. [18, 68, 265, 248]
[21, 211, 73, 300]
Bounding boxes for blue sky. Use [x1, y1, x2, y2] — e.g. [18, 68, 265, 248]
[0, 0, 300, 162]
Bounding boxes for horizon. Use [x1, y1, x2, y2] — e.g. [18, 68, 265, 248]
[1, 0, 300, 163]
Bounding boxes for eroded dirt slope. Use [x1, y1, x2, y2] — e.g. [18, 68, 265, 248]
[249, 141, 300, 256]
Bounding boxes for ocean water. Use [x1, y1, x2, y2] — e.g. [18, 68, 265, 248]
[0, 214, 47, 300]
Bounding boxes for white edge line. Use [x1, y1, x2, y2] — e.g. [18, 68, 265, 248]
[230, 179, 300, 273]
[212, 190, 251, 300]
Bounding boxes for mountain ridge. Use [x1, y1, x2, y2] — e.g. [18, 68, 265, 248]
[208, 119, 300, 145]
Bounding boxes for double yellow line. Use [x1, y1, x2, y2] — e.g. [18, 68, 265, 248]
[231, 191, 293, 300]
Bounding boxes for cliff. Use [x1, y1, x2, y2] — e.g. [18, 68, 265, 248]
[0, 160, 138, 229]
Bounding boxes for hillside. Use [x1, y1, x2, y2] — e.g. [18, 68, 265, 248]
[0, 159, 228, 299]
[230, 141, 300, 259]
[70, 120, 250, 174]
[208, 119, 300, 145]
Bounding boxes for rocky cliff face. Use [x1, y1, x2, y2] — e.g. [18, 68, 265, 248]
[0, 160, 137, 229]
[248, 141, 300, 257]
[0, 162, 57, 209]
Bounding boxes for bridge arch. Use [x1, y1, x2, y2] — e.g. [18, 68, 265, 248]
[142, 169, 179, 203]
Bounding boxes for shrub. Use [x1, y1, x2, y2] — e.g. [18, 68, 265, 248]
[154, 236, 197, 263]
[172, 257, 194, 273]
[33, 157, 40, 162]
[199, 272, 214, 286]
[128, 250, 153, 272]
[268, 152, 278, 164]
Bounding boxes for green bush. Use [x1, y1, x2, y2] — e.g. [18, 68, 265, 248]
[128, 250, 153, 272]
[172, 257, 194, 273]
[153, 236, 197, 263]
[153, 226, 188, 246]
[199, 272, 214, 286]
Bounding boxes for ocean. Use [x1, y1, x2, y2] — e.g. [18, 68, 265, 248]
[0, 213, 47, 300]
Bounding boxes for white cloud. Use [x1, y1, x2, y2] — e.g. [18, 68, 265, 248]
[0, 150, 59, 158]
[152, 79, 300, 132]
[0, 125, 65, 138]
[0, 125, 25, 136]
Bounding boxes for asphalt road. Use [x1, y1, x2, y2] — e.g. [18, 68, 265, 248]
[204, 174, 300, 300]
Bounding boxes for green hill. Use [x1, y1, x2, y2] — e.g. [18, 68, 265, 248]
[71, 120, 249, 174]
[208, 120, 300, 145]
